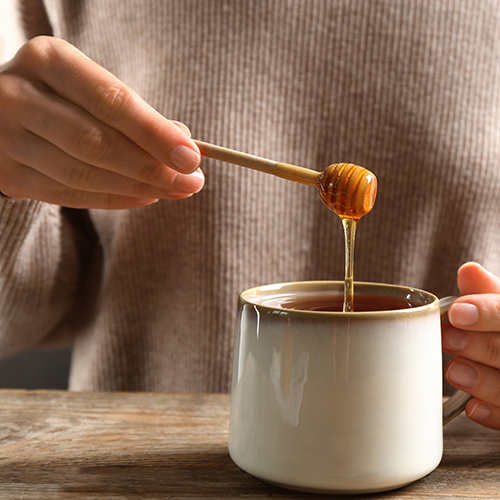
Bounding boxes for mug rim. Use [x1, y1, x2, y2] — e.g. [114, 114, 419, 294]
[239, 280, 439, 318]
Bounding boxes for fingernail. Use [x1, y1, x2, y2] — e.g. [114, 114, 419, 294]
[442, 328, 467, 352]
[162, 191, 193, 199]
[173, 169, 205, 193]
[468, 402, 491, 421]
[171, 121, 192, 137]
[446, 361, 478, 388]
[134, 198, 159, 206]
[169, 145, 201, 173]
[449, 303, 479, 327]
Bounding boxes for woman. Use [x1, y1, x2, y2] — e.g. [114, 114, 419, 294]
[0, 0, 499, 429]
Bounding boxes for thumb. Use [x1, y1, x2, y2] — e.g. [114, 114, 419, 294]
[457, 262, 500, 295]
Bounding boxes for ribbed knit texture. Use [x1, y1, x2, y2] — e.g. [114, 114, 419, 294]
[1, 0, 499, 392]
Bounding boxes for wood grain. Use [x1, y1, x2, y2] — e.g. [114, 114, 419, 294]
[0, 390, 498, 499]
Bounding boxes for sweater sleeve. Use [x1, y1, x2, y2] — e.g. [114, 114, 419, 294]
[0, 3, 83, 355]
[0, 197, 90, 356]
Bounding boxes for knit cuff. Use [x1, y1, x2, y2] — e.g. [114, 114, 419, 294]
[0, 196, 45, 268]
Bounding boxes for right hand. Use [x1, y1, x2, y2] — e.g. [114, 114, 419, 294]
[0, 36, 204, 209]
[443, 262, 500, 430]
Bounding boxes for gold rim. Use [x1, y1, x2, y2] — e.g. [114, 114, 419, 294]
[239, 281, 439, 318]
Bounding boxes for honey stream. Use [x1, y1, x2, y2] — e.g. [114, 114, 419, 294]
[193, 141, 377, 313]
[317, 163, 376, 313]
[341, 218, 357, 312]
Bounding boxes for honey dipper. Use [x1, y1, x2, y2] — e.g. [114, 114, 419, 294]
[194, 140, 377, 219]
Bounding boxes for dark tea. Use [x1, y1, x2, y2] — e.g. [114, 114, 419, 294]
[264, 292, 424, 312]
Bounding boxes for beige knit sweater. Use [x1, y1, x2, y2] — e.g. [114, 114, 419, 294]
[1, 0, 499, 392]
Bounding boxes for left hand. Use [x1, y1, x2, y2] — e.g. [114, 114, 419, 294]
[0, 37, 204, 209]
[442, 262, 500, 430]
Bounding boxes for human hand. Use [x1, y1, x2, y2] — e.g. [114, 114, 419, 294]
[442, 262, 500, 430]
[0, 36, 204, 209]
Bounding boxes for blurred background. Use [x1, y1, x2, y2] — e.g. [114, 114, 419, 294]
[0, 348, 71, 389]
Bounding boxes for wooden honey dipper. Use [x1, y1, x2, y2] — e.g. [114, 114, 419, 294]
[194, 140, 377, 219]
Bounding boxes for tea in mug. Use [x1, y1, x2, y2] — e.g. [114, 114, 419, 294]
[263, 291, 424, 312]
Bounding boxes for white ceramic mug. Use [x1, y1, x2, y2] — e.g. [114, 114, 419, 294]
[228, 281, 470, 494]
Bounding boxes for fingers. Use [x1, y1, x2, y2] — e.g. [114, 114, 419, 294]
[445, 358, 500, 430]
[465, 398, 500, 430]
[443, 262, 500, 430]
[171, 121, 192, 137]
[4, 165, 159, 210]
[457, 262, 500, 295]
[442, 324, 500, 369]
[0, 36, 204, 208]
[13, 36, 201, 174]
[448, 294, 500, 332]
[443, 295, 500, 431]
[2, 130, 204, 207]
[8, 82, 204, 193]
[446, 263, 500, 333]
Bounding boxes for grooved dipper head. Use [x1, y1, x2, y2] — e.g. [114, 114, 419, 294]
[317, 163, 377, 219]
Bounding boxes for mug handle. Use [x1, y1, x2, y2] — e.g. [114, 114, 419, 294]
[439, 295, 473, 425]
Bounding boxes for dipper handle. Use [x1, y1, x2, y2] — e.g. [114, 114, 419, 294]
[193, 140, 377, 219]
[194, 140, 319, 187]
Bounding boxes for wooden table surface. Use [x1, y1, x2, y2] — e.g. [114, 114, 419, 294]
[0, 390, 498, 500]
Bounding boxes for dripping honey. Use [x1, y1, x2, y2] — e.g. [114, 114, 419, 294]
[317, 163, 377, 312]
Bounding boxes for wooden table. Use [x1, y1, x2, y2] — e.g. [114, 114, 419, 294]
[0, 390, 498, 499]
